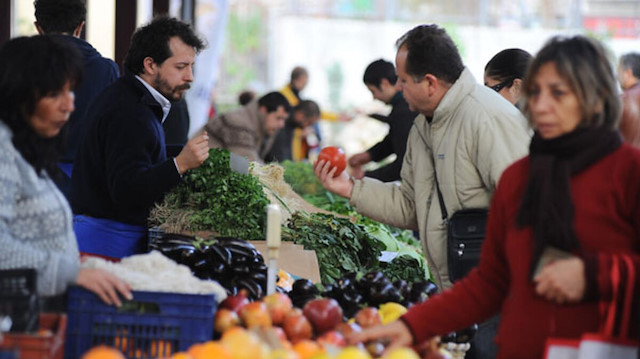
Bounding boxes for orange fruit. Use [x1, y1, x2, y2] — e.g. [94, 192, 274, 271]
[292, 340, 325, 359]
[171, 352, 193, 359]
[188, 341, 232, 359]
[81, 345, 126, 359]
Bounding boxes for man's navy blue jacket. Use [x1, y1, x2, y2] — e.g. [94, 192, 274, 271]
[52, 35, 119, 199]
[71, 73, 182, 225]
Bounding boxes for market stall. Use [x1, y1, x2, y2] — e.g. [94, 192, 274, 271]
[0, 149, 470, 359]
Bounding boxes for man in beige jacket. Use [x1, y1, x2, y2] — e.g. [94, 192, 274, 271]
[315, 24, 530, 359]
[198, 91, 290, 162]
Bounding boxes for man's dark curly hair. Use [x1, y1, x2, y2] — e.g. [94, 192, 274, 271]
[396, 24, 464, 84]
[0, 36, 83, 177]
[34, 0, 86, 34]
[124, 16, 205, 75]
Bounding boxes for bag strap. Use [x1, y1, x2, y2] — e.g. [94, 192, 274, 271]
[430, 152, 449, 222]
[412, 122, 449, 223]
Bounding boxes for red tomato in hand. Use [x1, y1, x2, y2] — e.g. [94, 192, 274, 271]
[318, 146, 346, 177]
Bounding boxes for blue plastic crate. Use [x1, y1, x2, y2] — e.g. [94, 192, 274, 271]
[64, 286, 216, 359]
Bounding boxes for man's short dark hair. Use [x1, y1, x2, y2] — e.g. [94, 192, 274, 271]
[293, 100, 320, 119]
[124, 16, 205, 75]
[396, 24, 464, 84]
[238, 90, 256, 106]
[34, 0, 86, 34]
[258, 92, 291, 113]
[620, 53, 640, 79]
[363, 59, 397, 88]
[290, 66, 308, 83]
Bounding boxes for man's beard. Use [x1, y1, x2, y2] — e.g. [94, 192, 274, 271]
[153, 74, 190, 102]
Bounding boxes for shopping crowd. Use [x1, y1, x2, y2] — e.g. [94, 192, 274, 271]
[1, 0, 640, 358]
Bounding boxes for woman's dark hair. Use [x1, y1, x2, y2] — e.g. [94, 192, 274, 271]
[395, 24, 464, 84]
[523, 36, 621, 131]
[485, 48, 532, 82]
[124, 16, 205, 75]
[0, 35, 83, 176]
[258, 92, 291, 113]
[363, 59, 397, 88]
[34, 0, 86, 34]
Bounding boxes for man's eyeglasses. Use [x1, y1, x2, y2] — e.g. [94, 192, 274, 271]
[488, 77, 515, 92]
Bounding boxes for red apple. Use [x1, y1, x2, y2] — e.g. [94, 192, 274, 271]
[262, 292, 293, 325]
[316, 330, 347, 349]
[240, 301, 272, 328]
[220, 290, 250, 313]
[214, 308, 240, 334]
[283, 309, 313, 343]
[303, 298, 344, 334]
[354, 307, 382, 328]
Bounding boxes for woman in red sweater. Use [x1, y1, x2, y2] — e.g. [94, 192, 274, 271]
[351, 35, 639, 359]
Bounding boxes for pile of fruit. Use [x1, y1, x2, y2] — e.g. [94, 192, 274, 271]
[205, 289, 453, 359]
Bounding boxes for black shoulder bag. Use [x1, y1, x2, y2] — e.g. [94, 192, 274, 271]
[432, 165, 488, 282]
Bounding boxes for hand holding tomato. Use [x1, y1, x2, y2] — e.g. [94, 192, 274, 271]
[317, 146, 347, 176]
[314, 149, 354, 199]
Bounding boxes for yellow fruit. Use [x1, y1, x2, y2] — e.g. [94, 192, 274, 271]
[335, 346, 372, 359]
[378, 303, 408, 325]
[308, 354, 333, 359]
[270, 348, 301, 359]
[220, 327, 269, 359]
[382, 347, 420, 359]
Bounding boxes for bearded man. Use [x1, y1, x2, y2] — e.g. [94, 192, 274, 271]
[71, 17, 209, 259]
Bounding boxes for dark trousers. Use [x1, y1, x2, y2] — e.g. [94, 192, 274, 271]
[466, 315, 500, 359]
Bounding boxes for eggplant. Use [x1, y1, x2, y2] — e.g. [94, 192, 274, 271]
[291, 279, 319, 296]
[235, 278, 263, 299]
[208, 262, 227, 276]
[409, 281, 438, 304]
[216, 237, 256, 250]
[249, 271, 267, 284]
[289, 293, 316, 309]
[361, 271, 385, 285]
[207, 245, 232, 266]
[232, 266, 252, 276]
[251, 263, 268, 272]
[369, 283, 401, 305]
[343, 272, 358, 282]
[393, 279, 411, 302]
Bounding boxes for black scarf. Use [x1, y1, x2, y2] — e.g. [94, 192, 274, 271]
[517, 128, 622, 276]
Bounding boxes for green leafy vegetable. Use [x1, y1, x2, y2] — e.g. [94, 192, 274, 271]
[281, 160, 325, 196]
[149, 149, 269, 241]
[283, 212, 385, 284]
